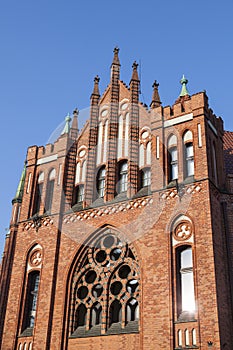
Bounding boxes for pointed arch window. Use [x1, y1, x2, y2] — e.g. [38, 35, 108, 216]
[118, 161, 128, 193]
[183, 130, 194, 178]
[69, 228, 139, 337]
[90, 303, 102, 327]
[75, 304, 87, 329]
[97, 167, 106, 198]
[45, 169, 56, 213]
[109, 300, 122, 326]
[32, 172, 44, 215]
[23, 271, 40, 330]
[126, 298, 139, 322]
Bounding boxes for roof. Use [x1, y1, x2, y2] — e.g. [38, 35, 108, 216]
[223, 131, 233, 175]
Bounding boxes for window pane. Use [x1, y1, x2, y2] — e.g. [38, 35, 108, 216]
[181, 248, 192, 268]
[172, 164, 178, 180]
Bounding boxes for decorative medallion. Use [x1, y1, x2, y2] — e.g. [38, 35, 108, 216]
[30, 249, 42, 267]
[173, 221, 193, 241]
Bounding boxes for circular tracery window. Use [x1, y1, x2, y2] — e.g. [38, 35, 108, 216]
[72, 230, 139, 334]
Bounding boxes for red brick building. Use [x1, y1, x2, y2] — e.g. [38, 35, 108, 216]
[1, 48, 233, 350]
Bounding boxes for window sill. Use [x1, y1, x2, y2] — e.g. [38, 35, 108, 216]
[70, 321, 139, 338]
[19, 327, 33, 337]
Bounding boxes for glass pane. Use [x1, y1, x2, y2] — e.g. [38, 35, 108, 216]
[186, 144, 194, 157]
[181, 248, 192, 268]
[181, 272, 195, 312]
[172, 164, 178, 180]
[171, 148, 177, 161]
[187, 159, 194, 176]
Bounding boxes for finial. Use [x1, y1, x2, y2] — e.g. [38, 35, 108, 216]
[130, 61, 140, 82]
[112, 47, 120, 66]
[73, 108, 79, 116]
[150, 80, 161, 108]
[179, 74, 189, 97]
[152, 80, 159, 89]
[61, 113, 72, 135]
[132, 61, 138, 70]
[92, 75, 100, 97]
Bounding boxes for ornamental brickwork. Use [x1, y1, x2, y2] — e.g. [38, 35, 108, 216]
[1, 49, 233, 350]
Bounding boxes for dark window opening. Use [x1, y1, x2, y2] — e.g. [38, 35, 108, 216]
[23, 271, 40, 330]
[126, 299, 139, 322]
[90, 303, 102, 327]
[97, 167, 106, 198]
[33, 183, 43, 215]
[118, 161, 128, 193]
[74, 185, 84, 204]
[184, 142, 194, 178]
[75, 304, 87, 329]
[141, 168, 151, 187]
[109, 300, 122, 326]
[44, 180, 54, 213]
[168, 147, 178, 182]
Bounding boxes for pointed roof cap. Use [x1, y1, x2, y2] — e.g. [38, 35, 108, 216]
[71, 108, 78, 130]
[92, 75, 100, 97]
[12, 162, 26, 203]
[61, 113, 72, 135]
[179, 74, 189, 97]
[150, 80, 161, 108]
[112, 47, 120, 66]
[130, 61, 140, 82]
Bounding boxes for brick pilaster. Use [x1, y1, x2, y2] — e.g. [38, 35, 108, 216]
[128, 62, 140, 198]
[105, 48, 120, 201]
[85, 76, 100, 207]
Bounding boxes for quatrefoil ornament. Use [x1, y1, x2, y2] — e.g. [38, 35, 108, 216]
[174, 222, 193, 241]
[30, 249, 42, 267]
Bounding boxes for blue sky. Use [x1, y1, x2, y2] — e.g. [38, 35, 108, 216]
[0, 0, 233, 255]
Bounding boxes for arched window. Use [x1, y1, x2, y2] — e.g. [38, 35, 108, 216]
[90, 303, 102, 327]
[23, 271, 40, 330]
[176, 246, 195, 320]
[74, 185, 84, 204]
[45, 169, 56, 213]
[70, 227, 139, 337]
[183, 130, 194, 178]
[168, 135, 178, 182]
[33, 172, 44, 215]
[75, 304, 87, 329]
[118, 161, 128, 193]
[141, 167, 151, 187]
[97, 167, 106, 198]
[126, 298, 139, 322]
[109, 300, 122, 326]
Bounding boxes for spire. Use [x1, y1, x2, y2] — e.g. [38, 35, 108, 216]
[61, 114, 72, 135]
[111, 47, 120, 67]
[12, 162, 26, 203]
[179, 74, 189, 97]
[150, 80, 161, 108]
[130, 61, 140, 82]
[91, 75, 100, 98]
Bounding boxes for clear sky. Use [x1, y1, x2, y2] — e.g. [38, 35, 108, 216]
[0, 0, 233, 256]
